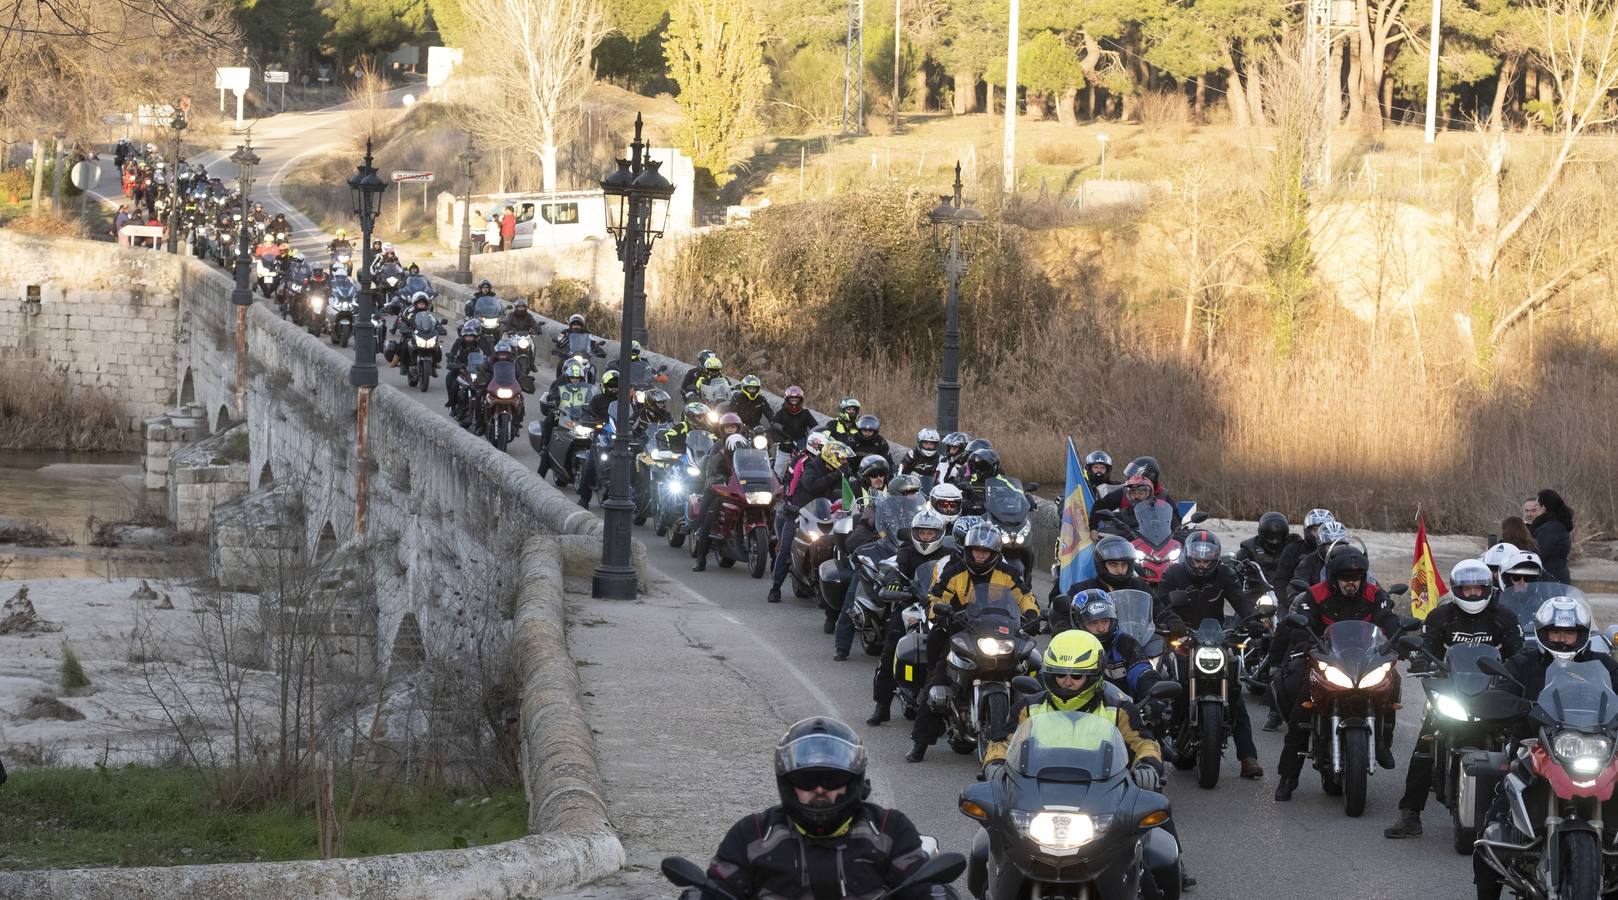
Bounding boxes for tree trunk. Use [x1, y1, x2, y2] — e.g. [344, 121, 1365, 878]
[1244, 42, 1268, 127]
[1087, 82, 1098, 119]
[51, 137, 64, 214]
[29, 138, 43, 216]
[952, 69, 979, 113]
[1328, 38, 1344, 125]
[540, 143, 557, 192]
[912, 69, 929, 112]
[1026, 91, 1047, 120]
[1120, 90, 1136, 121]
[1194, 75, 1206, 116]
[1223, 48, 1252, 128]
[1057, 87, 1079, 125]
[1347, 25, 1364, 126]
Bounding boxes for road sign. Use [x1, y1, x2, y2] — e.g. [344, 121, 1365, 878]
[391, 171, 434, 183]
[69, 161, 102, 192]
[102, 113, 132, 126]
[215, 66, 251, 92]
[265, 70, 289, 84]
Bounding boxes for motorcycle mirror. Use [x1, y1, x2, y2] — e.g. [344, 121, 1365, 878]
[659, 856, 710, 888]
[1387, 583, 1411, 596]
[1399, 616, 1422, 633]
[1283, 612, 1310, 629]
[1394, 634, 1424, 653]
[1190, 512, 1210, 523]
[1147, 680, 1183, 700]
[1011, 675, 1042, 695]
[1024, 481, 1041, 493]
[876, 852, 968, 900]
[1475, 655, 1512, 680]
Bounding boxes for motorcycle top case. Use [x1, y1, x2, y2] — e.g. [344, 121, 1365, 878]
[893, 631, 928, 689]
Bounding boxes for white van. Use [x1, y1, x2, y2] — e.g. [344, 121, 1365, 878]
[437, 189, 607, 249]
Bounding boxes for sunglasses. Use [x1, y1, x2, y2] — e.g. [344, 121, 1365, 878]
[784, 771, 854, 791]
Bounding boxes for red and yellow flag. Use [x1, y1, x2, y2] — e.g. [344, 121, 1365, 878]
[1409, 517, 1448, 620]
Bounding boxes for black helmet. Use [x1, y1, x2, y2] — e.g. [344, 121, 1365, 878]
[1123, 456, 1160, 487]
[643, 388, 670, 418]
[963, 522, 1003, 575]
[1258, 512, 1290, 550]
[477, 279, 492, 292]
[1184, 529, 1221, 577]
[964, 438, 994, 456]
[942, 432, 970, 456]
[967, 448, 1000, 481]
[858, 454, 891, 482]
[1084, 450, 1113, 477]
[1325, 548, 1369, 596]
[774, 717, 869, 838]
[855, 414, 880, 435]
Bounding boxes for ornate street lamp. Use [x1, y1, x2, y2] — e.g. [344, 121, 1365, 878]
[229, 140, 260, 308]
[593, 113, 674, 600]
[927, 161, 983, 436]
[347, 138, 389, 389]
[454, 144, 481, 285]
[166, 111, 188, 254]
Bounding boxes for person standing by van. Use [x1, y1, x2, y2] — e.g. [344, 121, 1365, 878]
[470, 208, 487, 254]
[499, 205, 516, 251]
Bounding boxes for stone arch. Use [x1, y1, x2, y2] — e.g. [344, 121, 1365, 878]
[389, 612, 425, 674]
[178, 368, 195, 407]
[257, 461, 274, 488]
[213, 404, 232, 434]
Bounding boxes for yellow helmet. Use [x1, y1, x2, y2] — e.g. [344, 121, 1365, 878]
[1040, 630, 1104, 710]
[821, 440, 853, 468]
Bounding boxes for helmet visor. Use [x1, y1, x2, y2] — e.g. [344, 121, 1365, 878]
[776, 732, 866, 775]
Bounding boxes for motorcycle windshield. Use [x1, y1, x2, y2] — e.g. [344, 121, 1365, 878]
[1321, 620, 1388, 682]
[411, 312, 438, 334]
[986, 485, 1029, 526]
[565, 332, 593, 356]
[1112, 590, 1156, 647]
[1498, 583, 1585, 632]
[699, 376, 734, 406]
[964, 584, 1024, 631]
[913, 558, 946, 597]
[732, 448, 773, 484]
[490, 361, 519, 386]
[466, 352, 487, 373]
[1006, 710, 1130, 783]
[876, 494, 925, 544]
[1537, 661, 1618, 731]
[1445, 644, 1504, 698]
[685, 431, 716, 458]
[1192, 618, 1225, 645]
[1134, 500, 1174, 546]
[473, 296, 503, 319]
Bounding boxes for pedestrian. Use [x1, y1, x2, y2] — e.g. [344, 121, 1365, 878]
[1499, 516, 1538, 553]
[143, 212, 162, 248]
[484, 208, 501, 253]
[470, 208, 487, 254]
[112, 205, 131, 242]
[499, 204, 516, 251]
[1526, 489, 1574, 583]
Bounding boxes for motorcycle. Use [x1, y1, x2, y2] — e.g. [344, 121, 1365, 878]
[482, 356, 527, 452]
[553, 331, 604, 381]
[661, 431, 715, 547]
[686, 444, 779, 578]
[452, 351, 488, 429]
[303, 277, 329, 336]
[1474, 651, 1618, 899]
[636, 428, 682, 530]
[982, 482, 1038, 577]
[958, 701, 1186, 900]
[255, 251, 280, 298]
[892, 557, 952, 721]
[506, 329, 538, 386]
[845, 494, 927, 655]
[1097, 500, 1208, 585]
[276, 270, 307, 323]
[1497, 583, 1616, 656]
[586, 414, 647, 505]
[789, 498, 842, 600]
[1234, 560, 1281, 696]
[402, 310, 445, 392]
[930, 584, 1042, 761]
[1164, 614, 1266, 789]
[536, 388, 600, 488]
[326, 279, 358, 347]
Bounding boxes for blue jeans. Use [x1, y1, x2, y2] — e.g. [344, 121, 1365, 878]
[834, 577, 860, 654]
[771, 515, 798, 588]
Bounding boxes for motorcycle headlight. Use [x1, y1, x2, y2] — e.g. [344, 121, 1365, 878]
[572, 425, 594, 439]
[1018, 809, 1096, 853]
[706, 410, 719, 425]
[1358, 662, 1393, 689]
[752, 434, 769, 450]
[805, 530, 821, 542]
[1256, 592, 1278, 614]
[1553, 732, 1613, 774]
[1434, 693, 1469, 721]
[515, 336, 531, 349]
[665, 479, 686, 496]
[687, 464, 701, 476]
[495, 387, 515, 399]
[1194, 646, 1226, 674]
[745, 491, 773, 505]
[1317, 662, 1355, 689]
[976, 637, 1014, 656]
[599, 453, 609, 462]
[1166, 548, 1183, 561]
[308, 294, 324, 311]
[481, 317, 499, 328]
[413, 335, 432, 348]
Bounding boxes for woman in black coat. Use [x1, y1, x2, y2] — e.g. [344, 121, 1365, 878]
[1530, 488, 1574, 583]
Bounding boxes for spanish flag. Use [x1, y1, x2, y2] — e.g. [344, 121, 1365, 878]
[1409, 516, 1448, 620]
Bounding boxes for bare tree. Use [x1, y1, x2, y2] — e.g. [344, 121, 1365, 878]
[453, 0, 608, 192]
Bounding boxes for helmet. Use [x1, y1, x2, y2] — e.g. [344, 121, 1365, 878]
[703, 355, 723, 373]
[629, 340, 642, 358]
[1303, 508, 1335, 538]
[856, 414, 881, 435]
[1501, 549, 1547, 587]
[1450, 559, 1495, 615]
[1123, 456, 1160, 487]
[838, 397, 861, 418]
[890, 473, 921, 496]
[1123, 473, 1153, 497]
[1534, 595, 1592, 660]
[962, 522, 1003, 576]
[725, 433, 749, 454]
[1040, 630, 1105, 710]
[407, 262, 420, 273]
[335, 228, 347, 238]
[1317, 520, 1349, 548]
[411, 290, 431, 306]
[942, 432, 969, 456]
[858, 454, 891, 482]
[477, 279, 492, 292]
[740, 374, 762, 399]
[911, 507, 946, 554]
[601, 369, 620, 390]
[1325, 548, 1369, 596]
[964, 438, 994, 456]
[967, 448, 1000, 481]
[774, 717, 869, 838]
[928, 483, 963, 524]
[1184, 530, 1221, 577]
[514, 299, 529, 311]
[915, 428, 941, 457]
[458, 320, 480, 337]
[1482, 542, 1519, 576]
[1095, 536, 1137, 581]
[784, 386, 805, 408]
[1084, 450, 1113, 478]
[1074, 589, 1118, 637]
[683, 401, 710, 429]
[718, 412, 743, 435]
[567, 313, 586, 329]
[806, 431, 829, 456]
[696, 349, 714, 366]
[493, 339, 513, 359]
[642, 389, 670, 418]
[821, 441, 853, 468]
[563, 361, 586, 382]
[1258, 512, 1291, 549]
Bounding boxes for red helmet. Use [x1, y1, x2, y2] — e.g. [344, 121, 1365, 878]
[719, 412, 744, 435]
[784, 386, 804, 407]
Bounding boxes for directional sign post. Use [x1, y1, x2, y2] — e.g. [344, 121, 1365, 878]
[266, 70, 289, 110]
[391, 172, 434, 230]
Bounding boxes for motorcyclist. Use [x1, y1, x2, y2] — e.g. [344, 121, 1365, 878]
[926, 483, 963, 530]
[464, 279, 498, 317]
[637, 388, 673, 430]
[385, 292, 436, 365]
[575, 370, 625, 508]
[247, 201, 268, 230]
[443, 321, 485, 413]
[1275, 508, 1334, 595]
[659, 402, 712, 455]
[503, 298, 541, 335]
[1083, 450, 1117, 493]
[937, 431, 971, 485]
[1151, 530, 1265, 779]
[767, 439, 852, 602]
[1473, 594, 1618, 900]
[898, 428, 942, 486]
[370, 242, 399, 275]
[1287, 520, 1351, 593]
[831, 455, 895, 661]
[686, 716, 957, 900]
[690, 355, 727, 398]
[401, 263, 431, 298]
[770, 386, 816, 447]
[906, 523, 1040, 763]
[726, 374, 773, 429]
[1271, 547, 1402, 800]
[1384, 558, 1523, 840]
[1089, 456, 1177, 527]
[268, 212, 290, 239]
[1237, 512, 1301, 593]
[820, 398, 863, 444]
[1050, 535, 1154, 628]
[535, 361, 594, 477]
[1498, 548, 1548, 590]
[1480, 541, 1517, 587]
[868, 507, 953, 724]
[679, 349, 716, 397]
[691, 419, 748, 572]
[1071, 589, 1161, 701]
[957, 449, 1027, 517]
[470, 339, 523, 434]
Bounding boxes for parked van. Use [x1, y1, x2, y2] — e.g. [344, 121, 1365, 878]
[436, 189, 607, 249]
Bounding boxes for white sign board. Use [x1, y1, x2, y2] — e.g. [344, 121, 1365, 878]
[426, 46, 463, 88]
[391, 171, 434, 183]
[70, 161, 103, 192]
[265, 70, 290, 84]
[136, 104, 176, 126]
[215, 66, 251, 93]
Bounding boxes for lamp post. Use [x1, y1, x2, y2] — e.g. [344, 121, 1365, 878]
[454, 144, 481, 284]
[346, 139, 389, 535]
[927, 161, 983, 436]
[594, 113, 674, 600]
[166, 111, 188, 254]
[230, 139, 260, 421]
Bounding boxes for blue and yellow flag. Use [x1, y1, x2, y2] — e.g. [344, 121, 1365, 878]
[1057, 439, 1098, 593]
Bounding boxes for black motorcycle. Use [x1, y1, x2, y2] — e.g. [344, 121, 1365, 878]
[788, 498, 841, 600]
[660, 431, 715, 547]
[451, 351, 488, 429]
[843, 495, 926, 655]
[892, 557, 951, 721]
[535, 388, 600, 487]
[326, 279, 358, 347]
[401, 310, 445, 393]
[931, 584, 1041, 761]
[1166, 614, 1264, 789]
[981, 482, 1039, 575]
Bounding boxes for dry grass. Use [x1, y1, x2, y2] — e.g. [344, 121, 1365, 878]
[0, 368, 135, 452]
[0, 519, 74, 547]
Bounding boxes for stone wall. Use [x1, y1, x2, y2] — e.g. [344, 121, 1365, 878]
[0, 230, 182, 431]
[466, 230, 703, 304]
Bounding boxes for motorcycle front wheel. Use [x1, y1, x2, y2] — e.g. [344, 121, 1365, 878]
[747, 525, 769, 579]
[492, 413, 511, 452]
[416, 359, 432, 392]
[1558, 828, 1600, 899]
[976, 691, 1010, 763]
[1342, 727, 1370, 817]
[1197, 700, 1224, 789]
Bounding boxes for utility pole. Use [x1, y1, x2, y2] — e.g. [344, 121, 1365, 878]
[1424, 0, 1442, 143]
[1309, 0, 1333, 185]
[892, 0, 902, 130]
[1002, 0, 1019, 193]
[842, 0, 866, 134]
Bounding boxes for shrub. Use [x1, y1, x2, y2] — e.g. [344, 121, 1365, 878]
[61, 643, 90, 690]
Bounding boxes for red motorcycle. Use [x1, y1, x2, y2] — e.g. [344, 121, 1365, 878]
[686, 444, 780, 578]
[1098, 499, 1206, 584]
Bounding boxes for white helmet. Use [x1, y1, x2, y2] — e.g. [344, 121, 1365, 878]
[806, 431, 829, 456]
[915, 428, 941, 458]
[1500, 549, 1547, 588]
[381, 241, 395, 253]
[928, 483, 963, 526]
[1534, 594, 1592, 660]
[910, 507, 946, 555]
[1317, 520, 1349, 547]
[1449, 559, 1494, 615]
[1481, 541, 1518, 574]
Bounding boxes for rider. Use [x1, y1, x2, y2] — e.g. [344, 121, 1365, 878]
[770, 386, 816, 447]
[821, 398, 863, 444]
[727, 374, 773, 429]
[690, 355, 726, 397]
[767, 439, 852, 602]
[535, 361, 594, 477]
[1287, 520, 1351, 593]
[328, 228, 350, 255]
[845, 415, 891, 467]
[1275, 508, 1334, 595]
[1384, 558, 1523, 840]
[1089, 456, 1177, 527]
[868, 507, 954, 725]
[937, 432, 971, 485]
[1152, 530, 1265, 779]
[679, 349, 715, 397]
[659, 402, 712, 455]
[1498, 548, 1548, 590]
[268, 211, 290, 238]
[575, 370, 624, 508]
[691, 419, 748, 572]
[898, 428, 942, 486]
[831, 455, 895, 660]
[503, 298, 541, 335]
[386, 292, 435, 365]
[1052, 535, 1154, 628]
[464, 279, 498, 316]
[1083, 450, 1117, 493]
[686, 716, 958, 900]
[906, 523, 1041, 763]
[1271, 547, 1402, 801]
[1237, 512, 1301, 594]
[1071, 589, 1162, 701]
[926, 483, 963, 531]
[443, 321, 485, 414]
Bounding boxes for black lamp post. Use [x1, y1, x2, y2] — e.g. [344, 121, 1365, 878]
[230, 140, 260, 308]
[927, 161, 982, 436]
[454, 144, 481, 285]
[347, 138, 389, 389]
[166, 111, 188, 254]
[594, 113, 674, 600]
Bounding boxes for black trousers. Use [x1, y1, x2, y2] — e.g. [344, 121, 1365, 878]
[872, 609, 908, 704]
[1399, 712, 1440, 812]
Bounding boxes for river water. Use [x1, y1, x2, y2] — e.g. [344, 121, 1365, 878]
[0, 451, 171, 579]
